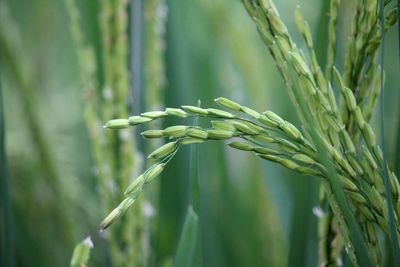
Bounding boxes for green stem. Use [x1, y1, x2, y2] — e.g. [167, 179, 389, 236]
[0, 49, 15, 267]
[378, 0, 400, 265]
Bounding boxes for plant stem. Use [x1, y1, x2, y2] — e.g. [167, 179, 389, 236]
[0, 48, 15, 267]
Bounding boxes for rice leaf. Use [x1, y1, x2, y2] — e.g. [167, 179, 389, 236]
[173, 206, 199, 267]
[378, 0, 400, 265]
[0, 34, 15, 267]
[190, 102, 201, 212]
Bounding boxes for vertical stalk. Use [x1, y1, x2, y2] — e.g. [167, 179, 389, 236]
[0, 49, 15, 267]
[65, 0, 145, 265]
[378, 0, 400, 265]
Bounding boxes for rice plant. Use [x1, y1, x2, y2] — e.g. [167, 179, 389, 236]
[1, 0, 399, 266]
[100, 0, 400, 266]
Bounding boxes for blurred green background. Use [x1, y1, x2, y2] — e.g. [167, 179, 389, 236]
[0, 0, 399, 266]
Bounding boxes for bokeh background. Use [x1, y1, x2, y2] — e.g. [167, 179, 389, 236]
[0, 0, 399, 266]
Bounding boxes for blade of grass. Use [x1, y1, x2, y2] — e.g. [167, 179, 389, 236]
[378, 0, 400, 265]
[287, 175, 319, 267]
[314, 0, 331, 69]
[189, 100, 202, 267]
[398, 0, 400, 66]
[190, 100, 201, 213]
[395, 119, 400, 177]
[173, 206, 199, 267]
[396, 0, 400, 178]
[0, 47, 15, 267]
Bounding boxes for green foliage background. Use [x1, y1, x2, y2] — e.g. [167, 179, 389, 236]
[0, 0, 399, 266]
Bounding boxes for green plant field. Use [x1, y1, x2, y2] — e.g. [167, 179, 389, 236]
[1, 0, 400, 266]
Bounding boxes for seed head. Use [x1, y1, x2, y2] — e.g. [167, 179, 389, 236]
[232, 121, 258, 135]
[275, 37, 292, 56]
[292, 154, 316, 165]
[207, 129, 235, 140]
[100, 208, 121, 230]
[347, 156, 364, 175]
[228, 141, 253, 151]
[275, 137, 299, 152]
[181, 138, 206, 145]
[296, 166, 320, 176]
[279, 159, 300, 170]
[359, 206, 374, 221]
[347, 191, 366, 204]
[294, 7, 313, 48]
[339, 176, 358, 191]
[268, 10, 288, 36]
[363, 124, 376, 147]
[340, 130, 356, 154]
[148, 141, 178, 159]
[290, 52, 310, 75]
[280, 121, 302, 140]
[370, 186, 383, 211]
[128, 116, 153, 125]
[211, 120, 236, 131]
[163, 126, 189, 138]
[333, 67, 344, 90]
[165, 108, 188, 118]
[343, 88, 357, 111]
[141, 130, 164, 139]
[253, 134, 275, 143]
[257, 153, 281, 162]
[145, 163, 166, 183]
[105, 119, 130, 129]
[141, 111, 168, 119]
[181, 105, 209, 115]
[186, 128, 209, 139]
[263, 111, 284, 125]
[354, 107, 365, 128]
[241, 106, 261, 119]
[124, 174, 145, 195]
[207, 108, 235, 118]
[240, 120, 263, 134]
[214, 97, 241, 111]
[251, 146, 279, 155]
[119, 197, 136, 212]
